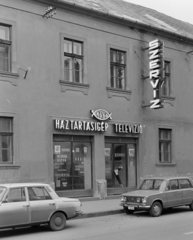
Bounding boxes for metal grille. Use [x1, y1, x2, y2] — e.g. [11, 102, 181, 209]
[126, 196, 137, 202]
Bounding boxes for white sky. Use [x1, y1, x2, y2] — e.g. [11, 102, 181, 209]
[124, 0, 193, 25]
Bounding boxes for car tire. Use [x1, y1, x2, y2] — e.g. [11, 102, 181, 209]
[49, 212, 66, 231]
[189, 201, 193, 211]
[149, 202, 162, 217]
[124, 207, 134, 214]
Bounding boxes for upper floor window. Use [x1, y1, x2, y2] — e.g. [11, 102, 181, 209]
[110, 49, 126, 89]
[0, 117, 13, 164]
[0, 24, 11, 72]
[159, 128, 172, 163]
[161, 61, 171, 97]
[63, 38, 83, 83]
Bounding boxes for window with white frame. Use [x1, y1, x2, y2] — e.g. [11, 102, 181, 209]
[161, 61, 171, 97]
[0, 117, 13, 164]
[0, 24, 11, 72]
[159, 128, 172, 163]
[110, 49, 126, 89]
[63, 38, 83, 83]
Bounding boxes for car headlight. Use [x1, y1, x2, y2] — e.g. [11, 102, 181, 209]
[142, 197, 147, 204]
[121, 196, 127, 201]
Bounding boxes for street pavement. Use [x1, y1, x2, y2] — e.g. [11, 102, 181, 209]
[78, 196, 124, 218]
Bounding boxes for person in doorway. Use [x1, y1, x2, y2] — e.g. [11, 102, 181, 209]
[114, 166, 123, 188]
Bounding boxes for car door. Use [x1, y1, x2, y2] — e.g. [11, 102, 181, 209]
[179, 179, 193, 205]
[0, 187, 30, 227]
[27, 186, 56, 223]
[166, 179, 183, 207]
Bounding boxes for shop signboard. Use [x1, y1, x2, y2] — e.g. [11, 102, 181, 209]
[148, 39, 165, 109]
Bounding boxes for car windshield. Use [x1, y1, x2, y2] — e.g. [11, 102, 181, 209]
[139, 179, 165, 190]
[0, 187, 7, 201]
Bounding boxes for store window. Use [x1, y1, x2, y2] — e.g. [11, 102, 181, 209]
[53, 136, 92, 191]
[159, 128, 172, 163]
[161, 61, 171, 97]
[110, 49, 126, 89]
[63, 38, 83, 83]
[0, 117, 13, 164]
[0, 24, 11, 72]
[105, 138, 137, 188]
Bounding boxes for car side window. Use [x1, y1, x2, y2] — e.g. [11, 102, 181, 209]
[168, 180, 179, 190]
[28, 187, 52, 201]
[179, 179, 192, 189]
[3, 188, 26, 203]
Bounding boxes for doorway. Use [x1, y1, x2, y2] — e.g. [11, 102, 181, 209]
[105, 138, 137, 189]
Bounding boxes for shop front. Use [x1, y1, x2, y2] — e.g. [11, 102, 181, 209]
[52, 109, 142, 197]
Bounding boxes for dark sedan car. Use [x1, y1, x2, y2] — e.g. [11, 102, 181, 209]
[120, 177, 193, 217]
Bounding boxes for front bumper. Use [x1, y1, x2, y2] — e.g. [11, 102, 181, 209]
[120, 201, 151, 210]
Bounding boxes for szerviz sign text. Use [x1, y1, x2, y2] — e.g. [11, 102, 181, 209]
[149, 39, 165, 109]
[54, 119, 109, 132]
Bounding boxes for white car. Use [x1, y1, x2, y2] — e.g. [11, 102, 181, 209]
[0, 183, 82, 231]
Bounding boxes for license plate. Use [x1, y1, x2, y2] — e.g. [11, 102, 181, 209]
[128, 206, 135, 210]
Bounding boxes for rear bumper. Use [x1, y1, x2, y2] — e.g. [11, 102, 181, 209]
[120, 202, 151, 210]
[69, 210, 83, 219]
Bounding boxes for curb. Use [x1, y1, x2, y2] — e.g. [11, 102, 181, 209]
[74, 209, 124, 219]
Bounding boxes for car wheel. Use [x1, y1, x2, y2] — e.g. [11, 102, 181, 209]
[124, 207, 134, 214]
[49, 212, 66, 231]
[189, 201, 193, 210]
[149, 202, 162, 217]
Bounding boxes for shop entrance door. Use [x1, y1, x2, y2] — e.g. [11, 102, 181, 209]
[105, 143, 126, 188]
[105, 140, 137, 189]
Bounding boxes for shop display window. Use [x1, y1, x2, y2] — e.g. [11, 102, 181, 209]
[53, 136, 92, 191]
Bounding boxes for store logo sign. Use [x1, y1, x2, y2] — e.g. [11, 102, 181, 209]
[54, 119, 109, 132]
[114, 123, 143, 134]
[149, 39, 165, 109]
[91, 109, 112, 121]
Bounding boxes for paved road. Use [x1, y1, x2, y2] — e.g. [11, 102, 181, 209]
[1, 207, 193, 240]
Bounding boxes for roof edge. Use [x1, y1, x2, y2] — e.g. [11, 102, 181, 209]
[26, 0, 193, 45]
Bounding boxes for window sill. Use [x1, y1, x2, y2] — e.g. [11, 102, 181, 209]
[106, 87, 132, 101]
[0, 71, 19, 86]
[59, 80, 89, 95]
[0, 164, 20, 169]
[156, 163, 176, 167]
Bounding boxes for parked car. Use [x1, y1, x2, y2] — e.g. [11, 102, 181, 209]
[120, 176, 193, 217]
[0, 183, 82, 231]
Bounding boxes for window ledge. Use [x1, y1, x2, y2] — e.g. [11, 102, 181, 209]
[0, 71, 19, 86]
[0, 164, 20, 169]
[156, 163, 176, 167]
[106, 87, 132, 101]
[59, 80, 89, 95]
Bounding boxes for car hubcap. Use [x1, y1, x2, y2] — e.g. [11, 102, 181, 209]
[55, 217, 62, 226]
[154, 205, 160, 214]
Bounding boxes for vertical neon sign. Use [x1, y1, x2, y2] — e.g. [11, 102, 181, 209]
[149, 39, 165, 109]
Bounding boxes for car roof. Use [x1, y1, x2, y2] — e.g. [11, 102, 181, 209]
[0, 183, 50, 188]
[142, 176, 193, 181]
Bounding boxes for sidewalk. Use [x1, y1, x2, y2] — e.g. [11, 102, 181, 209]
[77, 196, 124, 219]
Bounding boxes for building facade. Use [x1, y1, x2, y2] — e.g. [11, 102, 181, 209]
[1, 0, 193, 198]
